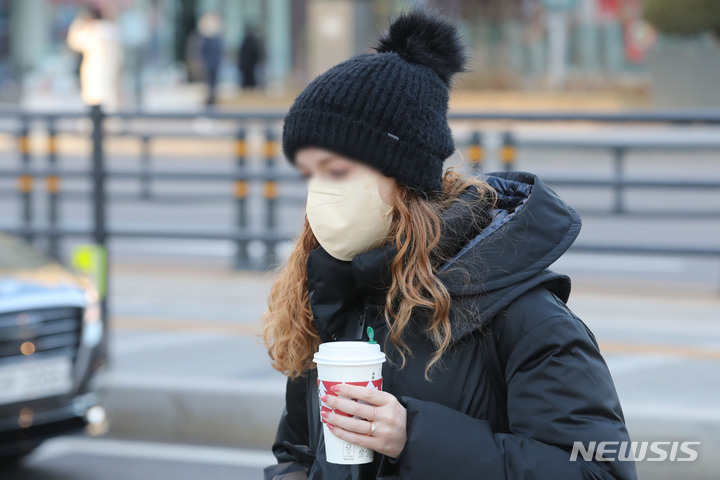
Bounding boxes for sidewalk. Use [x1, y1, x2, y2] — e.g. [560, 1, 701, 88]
[97, 262, 720, 479]
[20, 80, 650, 113]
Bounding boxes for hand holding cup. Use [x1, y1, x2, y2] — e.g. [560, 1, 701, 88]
[314, 341, 388, 464]
[321, 383, 407, 459]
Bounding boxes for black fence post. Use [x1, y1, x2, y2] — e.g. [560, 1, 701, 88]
[17, 116, 32, 243]
[140, 136, 152, 199]
[467, 130, 484, 175]
[613, 146, 626, 214]
[91, 105, 109, 322]
[500, 131, 517, 171]
[46, 116, 61, 260]
[233, 127, 248, 269]
[263, 127, 278, 268]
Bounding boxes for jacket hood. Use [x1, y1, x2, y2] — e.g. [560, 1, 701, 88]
[305, 170, 582, 341]
[438, 170, 581, 293]
[436, 170, 582, 339]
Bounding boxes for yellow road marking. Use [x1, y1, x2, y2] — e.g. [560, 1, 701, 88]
[111, 317, 720, 361]
[599, 341, 720, 361]
[112, 316, 261, 336]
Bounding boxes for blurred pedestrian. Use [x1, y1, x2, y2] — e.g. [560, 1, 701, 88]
[197, 12, 223, 107]
[238, 25, 263, 89]
[262, 9, 637, 480]
[67, 5, 123, 111]
[185, 29, 205, 83]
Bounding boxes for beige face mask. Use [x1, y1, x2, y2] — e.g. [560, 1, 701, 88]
[305, 174, 394, 262]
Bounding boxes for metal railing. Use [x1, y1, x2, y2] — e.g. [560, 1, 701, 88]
[0, 106, 719, 314]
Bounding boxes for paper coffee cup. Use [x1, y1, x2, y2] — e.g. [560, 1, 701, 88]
[313, 341, 387, 465]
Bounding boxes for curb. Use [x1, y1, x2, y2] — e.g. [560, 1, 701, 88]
[97, 376, 285, 450]
[624, 411, 720, 480]
[96, 379, 720, 479]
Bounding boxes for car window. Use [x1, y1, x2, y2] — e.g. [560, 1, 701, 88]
[0, 234, 54, 270]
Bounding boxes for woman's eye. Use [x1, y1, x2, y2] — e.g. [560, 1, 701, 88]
[329, 170, 348, 179]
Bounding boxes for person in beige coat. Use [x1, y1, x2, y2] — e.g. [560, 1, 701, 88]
[67, 6, 123, 111]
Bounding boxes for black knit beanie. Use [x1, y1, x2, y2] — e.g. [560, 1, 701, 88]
[282, 9, 468, 198]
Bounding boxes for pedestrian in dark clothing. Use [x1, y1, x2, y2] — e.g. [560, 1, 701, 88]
[262, 9, 637, 480]
[197, 12, 223, 106]
[238, 26, 262, 89]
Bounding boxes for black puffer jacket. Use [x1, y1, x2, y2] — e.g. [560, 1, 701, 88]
[264, 171, 637, 480]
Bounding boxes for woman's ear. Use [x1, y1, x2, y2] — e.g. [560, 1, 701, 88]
[378, 176, 398, 207]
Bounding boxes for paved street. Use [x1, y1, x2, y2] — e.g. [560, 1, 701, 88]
[2, 435, 272, 480]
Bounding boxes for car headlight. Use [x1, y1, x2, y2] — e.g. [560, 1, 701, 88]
[82, 287, 103, 347]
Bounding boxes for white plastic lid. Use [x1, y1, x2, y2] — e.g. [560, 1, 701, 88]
[313, 341, 387, 366]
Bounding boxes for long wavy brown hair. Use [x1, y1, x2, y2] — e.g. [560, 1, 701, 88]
[261, 166, 498, 379]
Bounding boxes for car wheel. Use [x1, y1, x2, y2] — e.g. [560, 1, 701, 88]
[0, 453, 28, 468]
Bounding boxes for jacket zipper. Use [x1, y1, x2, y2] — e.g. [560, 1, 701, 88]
[356, 303, 368, 340]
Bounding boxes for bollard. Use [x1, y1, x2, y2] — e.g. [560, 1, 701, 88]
[264, 127, 278, 268]
[17, 116, 32, 243]
[140, 136, 152, 199]
[466, 131, 484, 175]
[90, 105, 109, 323]
[233, 127, 249, 269]
[46, 116, 61, 260]
[613, 147, 626, 214]
[500, 131, 517, 171]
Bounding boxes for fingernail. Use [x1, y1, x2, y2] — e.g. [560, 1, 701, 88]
[320, 410, 328, 418]
[320, 395, 328, 402]
[330, 385, 340, 393]
[327, 424, 335, 431]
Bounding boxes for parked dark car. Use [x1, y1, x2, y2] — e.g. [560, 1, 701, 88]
[0, 233, 109, 464]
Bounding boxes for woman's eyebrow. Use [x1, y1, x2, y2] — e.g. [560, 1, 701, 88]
[298, 154, 335, 175]
[316, 154, 334, 167]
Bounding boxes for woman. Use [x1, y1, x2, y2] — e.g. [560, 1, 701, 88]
[262, 9, 637, 480]
[67, 5, 123, 111]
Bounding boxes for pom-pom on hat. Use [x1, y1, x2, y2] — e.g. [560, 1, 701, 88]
[282, 9, 468, 198]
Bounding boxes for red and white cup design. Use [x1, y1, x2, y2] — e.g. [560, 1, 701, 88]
[318, 379, 384, 423]
[313, 341, 386, 465]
